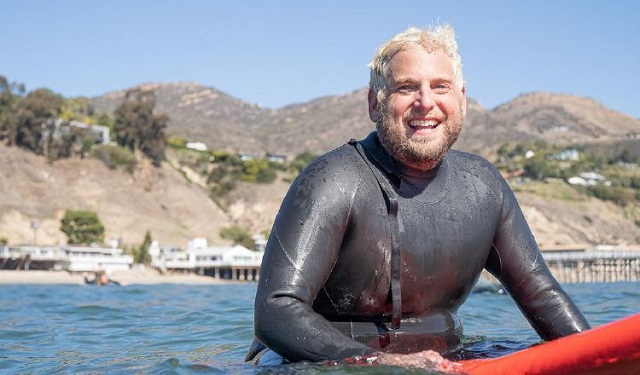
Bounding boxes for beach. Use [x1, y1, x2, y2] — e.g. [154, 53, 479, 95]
[0, 268, 227, 285]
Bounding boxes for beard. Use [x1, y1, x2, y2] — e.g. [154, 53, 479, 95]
[376, 100, 464, 171]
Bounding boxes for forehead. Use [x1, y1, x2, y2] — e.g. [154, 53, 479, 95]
[385, 45, 455, 83]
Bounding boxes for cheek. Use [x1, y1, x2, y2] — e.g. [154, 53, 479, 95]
[441, 97, 464, 116]
[388, 98, 412, 118]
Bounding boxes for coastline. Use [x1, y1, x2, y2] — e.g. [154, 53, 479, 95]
[0, 268, 230, 285]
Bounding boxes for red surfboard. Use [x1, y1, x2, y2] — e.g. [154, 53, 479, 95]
[459, 313, 640, 375]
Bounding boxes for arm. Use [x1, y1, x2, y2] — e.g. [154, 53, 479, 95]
[485, 177, 590, 340]
[254, 155, 375, 362]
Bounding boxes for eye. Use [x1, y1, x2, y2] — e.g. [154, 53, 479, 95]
[396, 84, 418, 94]
[433, 83, 451, 94]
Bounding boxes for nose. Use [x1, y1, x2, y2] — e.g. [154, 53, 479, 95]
[413, 89, 436, 110]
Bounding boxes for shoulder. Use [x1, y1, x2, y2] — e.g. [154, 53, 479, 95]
[446, 149, 508, 192]
[275, 142, 374, 225]
[447, 149, 500, 174]
[297, 143, 370, 187]
[282, 142, 373, 209]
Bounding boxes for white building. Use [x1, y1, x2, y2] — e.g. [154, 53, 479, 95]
[186, 142, 208, 151]
[62, 245, 133, 273]
[152, 237, 264, 281]
[567, 172, 611, 187]
[0, 245, 133, 273]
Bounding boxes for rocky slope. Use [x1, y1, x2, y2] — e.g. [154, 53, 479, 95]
[0, 144, 232, 247]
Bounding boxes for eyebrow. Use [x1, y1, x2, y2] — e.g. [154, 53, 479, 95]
[388, 76, 419, 86]
[390, 75, 454, 87]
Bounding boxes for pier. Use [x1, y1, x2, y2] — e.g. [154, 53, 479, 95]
[200, 266, 260, 281]
[543, 250, 640, 283]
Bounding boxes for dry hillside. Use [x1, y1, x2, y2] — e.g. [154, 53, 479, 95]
[1, 141, 639, 248]
[0, 144, 232, 247]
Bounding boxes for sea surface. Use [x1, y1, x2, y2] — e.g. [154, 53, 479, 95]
[1, 281, 638, 374]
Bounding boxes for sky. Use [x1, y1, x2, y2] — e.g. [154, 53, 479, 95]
[2, 1, 639, 119]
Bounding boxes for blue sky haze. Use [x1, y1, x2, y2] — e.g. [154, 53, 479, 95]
[2, 1, 638, 118]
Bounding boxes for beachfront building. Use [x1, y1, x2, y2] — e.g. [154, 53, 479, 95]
[0, 244, 133, 273]
[0, 246, 68, 271]
[151, 237, 264, 281]
[61, 246, 133, 273]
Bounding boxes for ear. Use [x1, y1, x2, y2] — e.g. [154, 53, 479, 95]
[460, 86, 467, 117]
[368, 89, 380, 123]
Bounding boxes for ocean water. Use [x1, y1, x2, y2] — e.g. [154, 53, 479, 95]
[1, 281, 638, 374]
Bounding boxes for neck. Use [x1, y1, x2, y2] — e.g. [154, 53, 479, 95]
[398, 158, 443, 178]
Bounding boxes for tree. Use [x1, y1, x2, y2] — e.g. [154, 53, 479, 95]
[113, 89, 168, 166]
[18, 89, 64, 153]
[95, 112, 114, 130]
[135, 230, 153, 264]
[3, 87, 63, 154]
[220, 225, 256, 249]
[60, 210, 105, 245]
[0, 76, 25, 141]
[59, 97, 95, 123]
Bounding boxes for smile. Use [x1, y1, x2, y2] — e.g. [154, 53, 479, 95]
[408, 119, 440, 129]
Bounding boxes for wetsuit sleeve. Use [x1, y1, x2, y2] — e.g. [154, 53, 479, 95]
[485, 176, 590, 340]
[254, 155, 375, 362]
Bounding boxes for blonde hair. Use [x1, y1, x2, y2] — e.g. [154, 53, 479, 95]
[369, 24, 464, 99]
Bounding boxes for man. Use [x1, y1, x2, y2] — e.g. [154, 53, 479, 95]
[247, 24, 589, 367]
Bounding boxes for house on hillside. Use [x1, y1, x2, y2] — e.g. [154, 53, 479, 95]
[567, 172, 611, 187]
[238, 153, 255, 161]
[69, 120, 111, 145]
[551, 149, 580, 161]
[186, 141, 208, 151]
[266, 153, 287, 163]
[43, 119, 111, 145]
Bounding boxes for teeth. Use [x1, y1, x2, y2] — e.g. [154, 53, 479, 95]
[409, 120, 439, 128]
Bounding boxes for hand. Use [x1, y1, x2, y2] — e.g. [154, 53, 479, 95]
[375, 350, 465, 373]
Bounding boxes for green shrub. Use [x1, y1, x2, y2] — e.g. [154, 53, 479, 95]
[167, 136, 187, 149]
[242, 159, 276, 184]
[220, 225, 255, 249]
[60, 209, 105, 245]
[91, 144, 137, 173]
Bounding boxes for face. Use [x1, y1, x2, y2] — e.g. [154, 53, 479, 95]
[368, 45, 467, 171]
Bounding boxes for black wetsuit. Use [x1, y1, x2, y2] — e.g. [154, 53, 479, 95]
[250, 132, 589, 363]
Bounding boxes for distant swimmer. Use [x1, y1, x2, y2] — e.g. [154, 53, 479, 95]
[84, 271, 120, 286]
[246, 23, 589, 370]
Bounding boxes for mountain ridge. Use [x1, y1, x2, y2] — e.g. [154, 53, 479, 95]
[91, 82, 640, 158]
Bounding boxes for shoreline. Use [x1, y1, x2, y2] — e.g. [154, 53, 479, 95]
[0, 269, 233, 285]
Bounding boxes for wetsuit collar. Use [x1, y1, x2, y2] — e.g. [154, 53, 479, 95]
[359, 132, 444, 181]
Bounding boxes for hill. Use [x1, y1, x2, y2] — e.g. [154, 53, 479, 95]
[0, 144, 232, 247]
[1, 82, 639, 248]
[90, 83, 640, 158]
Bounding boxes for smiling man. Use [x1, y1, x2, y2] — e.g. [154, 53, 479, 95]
[247, 24, 589, 368]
